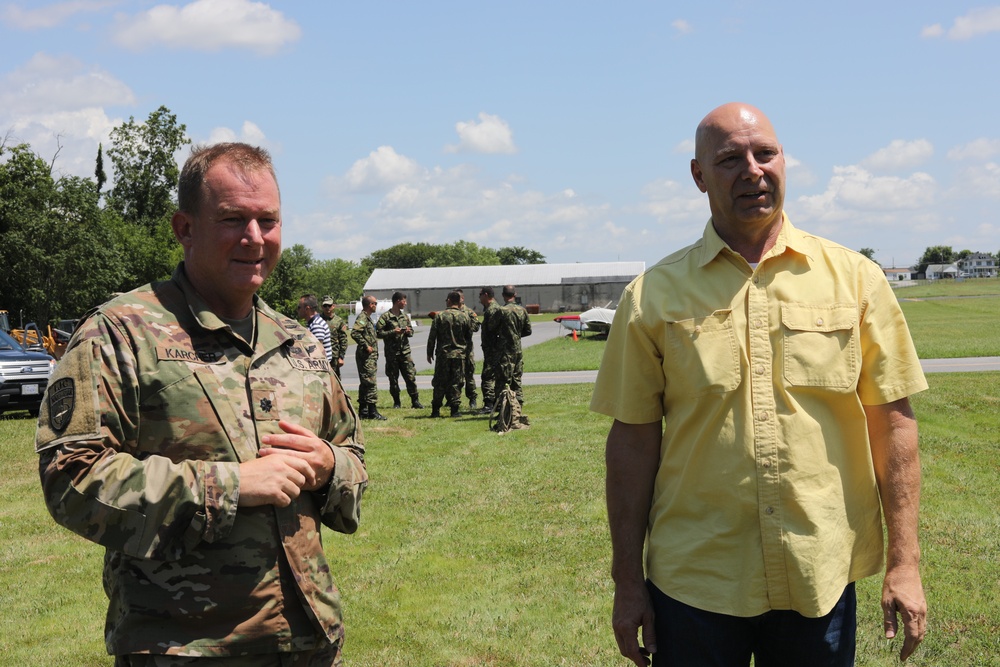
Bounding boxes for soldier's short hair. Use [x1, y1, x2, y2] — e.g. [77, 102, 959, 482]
[363, 295, 377, 308]
[300, 294, 319, 310]
[178, 143, 277, 214]
[480, 286, 494, 298]
[502, 285, 516, 298]
[446, 291, 461, 305]
[392, 291, 407, 304]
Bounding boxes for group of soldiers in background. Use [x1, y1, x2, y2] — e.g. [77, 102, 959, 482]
[311, 286, 531, 421]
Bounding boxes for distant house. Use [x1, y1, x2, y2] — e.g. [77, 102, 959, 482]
[925, 263, 959, 280]
[361, 261, 645, 316]
[957, 252, 998, 278]
[883, 267, 914, 282]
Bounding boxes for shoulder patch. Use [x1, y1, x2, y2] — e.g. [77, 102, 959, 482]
[47, 378, 75, 432]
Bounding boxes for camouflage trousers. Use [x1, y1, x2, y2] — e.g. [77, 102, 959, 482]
[115, 640, 341, 666]
[491, 354, 524, 405]
[431, 356, 465, 409]
[480, 351, 497, 406]
[356, 351, 379, 405]
[463, 348, 477, 402]
[385, 349, 419, 399]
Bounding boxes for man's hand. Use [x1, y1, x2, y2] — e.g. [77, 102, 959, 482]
[882, 566, 927, 661]
[337, 358, 344, 367]
[237, 455, 311, 507]
[612, 580, 657, 667]
[259, 420, 336, 491]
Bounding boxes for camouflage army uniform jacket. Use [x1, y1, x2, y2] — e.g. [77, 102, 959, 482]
[480, 300, 501, 362]
[35, 264, 368, 658]
[375, 310, 413, 357]
[459, 304, 480, 354]
[427, 307, 472, 359]
[351, 313, 378, 362]
[326, 313, 349, 365]
[491, 301, 533, 360]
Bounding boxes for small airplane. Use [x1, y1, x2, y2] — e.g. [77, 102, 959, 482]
[554, 305, 615, 336]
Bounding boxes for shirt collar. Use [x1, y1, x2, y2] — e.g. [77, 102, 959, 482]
[696, 212, 812, 267]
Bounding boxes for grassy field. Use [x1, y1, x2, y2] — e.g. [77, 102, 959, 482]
[2, 368, 999, 666]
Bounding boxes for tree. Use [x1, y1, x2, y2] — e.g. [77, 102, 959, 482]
[424, 240, 499, 267]
[497, 245, 546, 265]
[95, 143, 106, 195]
[106, 105, 190, 230]
[105, 106, 191, 288]
[258, 244, 315, 317]
[0, 144, 125, 324]
[304, 258, 368, 305]
[914, 245, 954, 275]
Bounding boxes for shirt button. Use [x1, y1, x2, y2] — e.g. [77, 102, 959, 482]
[763, 460, 771, 468]
[816, 318, 824, 326]
[753, 276, 760, 284]
[755, 365, 765, 375]
[758, 411, 769, 421]
[694, 325, 702, 334]
[764, 506, 774, 515]
[754, 319, 763, 328]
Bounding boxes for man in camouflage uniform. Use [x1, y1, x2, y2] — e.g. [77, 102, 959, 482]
[321, 296, 349, 379]
[455, 289, 480, 410]
[35, 143, 367, 666]
[376, 291, 423, 409]
[351, 295, 385, 421]
[486, 284, 532, 406]
[477, 286, 501, 414]
[426, 291, 472, 418]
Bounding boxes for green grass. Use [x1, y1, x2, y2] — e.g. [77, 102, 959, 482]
[3, 369, 999, 665]
[895, 277, 1000, 298]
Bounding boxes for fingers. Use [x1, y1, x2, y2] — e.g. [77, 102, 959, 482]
[238, 456, 311, 507]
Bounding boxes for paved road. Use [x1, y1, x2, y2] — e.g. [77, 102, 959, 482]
[337, 318, 1000, 391]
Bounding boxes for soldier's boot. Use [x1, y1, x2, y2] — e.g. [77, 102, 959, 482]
[370, 404, 387, 421]
[390, 389, 402, 409]
[430, 404, 442, 418]
[468, 397, 478, 411]
[478, 401, 493, 415]
[357, 402, 370, 420]
[450, 404, 461, 418]
[410, 392, 424, 409]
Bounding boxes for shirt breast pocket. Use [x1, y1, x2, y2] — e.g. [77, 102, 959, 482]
[781, 304, 858, 389]
[664, 310, 741, 399]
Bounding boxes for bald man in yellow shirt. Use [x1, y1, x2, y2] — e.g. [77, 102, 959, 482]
[591, 103, 927, 667]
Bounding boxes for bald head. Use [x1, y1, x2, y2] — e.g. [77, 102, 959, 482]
[690, 102, 786, 254]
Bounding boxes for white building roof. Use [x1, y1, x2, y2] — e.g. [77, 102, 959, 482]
[363, 262, 646, 291]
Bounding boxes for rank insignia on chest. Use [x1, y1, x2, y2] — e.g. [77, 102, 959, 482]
[252, 389, 280, 420]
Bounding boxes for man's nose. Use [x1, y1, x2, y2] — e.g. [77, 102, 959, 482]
[242, 219, 264, 245]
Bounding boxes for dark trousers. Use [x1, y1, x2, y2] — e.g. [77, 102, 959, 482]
[648, 581, 856, 667]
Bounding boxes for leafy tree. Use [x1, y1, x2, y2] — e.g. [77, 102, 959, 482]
[497, 245, 546, 265]
[105, 105, 191, 287]
[304, 258, 368, 305]
[258, 244, 315, 317]
[955, 249, 972, 261]
[914, 245, 954, 275]
[95, 143, 106, 194]
[0, 144, 125, 324]
[425, 240, 499, 267]
[106, 105, 190, 229]
[362, 242, 440, 269]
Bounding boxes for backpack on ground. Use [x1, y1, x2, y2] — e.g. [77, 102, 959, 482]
[490, 388, 530, 433]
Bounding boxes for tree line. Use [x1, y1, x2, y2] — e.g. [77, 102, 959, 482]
[1, 106, 545, 330]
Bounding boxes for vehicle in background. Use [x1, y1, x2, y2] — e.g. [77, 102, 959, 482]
[0, 310, 74, 360]
[0, 328, 56, 417]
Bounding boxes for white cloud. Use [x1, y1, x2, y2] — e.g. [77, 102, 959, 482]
[330, 146, 426, 194]
[0, 53, 135, 116]
[636, 178, 708, 223]
[0, 54, 134, 178]
[671, 19, 692, 34]
[947, 138, 1000, 161]
[1, 0, 118, 29]
[796, 165, 936, 222]
[925, 7, 1000, 40]
[673, 138, 695, 154]
[860, 139, 934, 172]
[205, 121, 276, 152]
[920, 23, 943, 38]
[445, 112, 517, 154]
[956, 162, 1000, 198]
[112, 0, 301, 55]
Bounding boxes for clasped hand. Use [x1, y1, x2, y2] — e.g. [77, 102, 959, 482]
[238, 420, 335, 507]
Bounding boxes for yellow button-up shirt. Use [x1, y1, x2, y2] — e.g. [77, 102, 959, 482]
[590, 216, 927, 618]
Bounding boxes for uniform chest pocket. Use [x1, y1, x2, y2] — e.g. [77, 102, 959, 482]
[663, 310, 741, 399]
[781, 304, 858, 389]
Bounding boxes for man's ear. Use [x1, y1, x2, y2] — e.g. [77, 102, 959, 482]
[690, 159, 708, 193]
[171, 210, 194, 247]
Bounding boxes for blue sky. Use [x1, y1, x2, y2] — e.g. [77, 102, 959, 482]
[3, 1, 999, 269]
